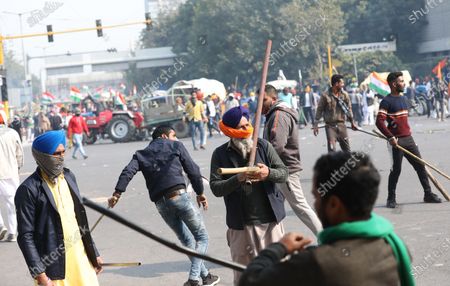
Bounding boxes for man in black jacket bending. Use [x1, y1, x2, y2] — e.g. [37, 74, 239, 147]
[109, 125, 219, 286]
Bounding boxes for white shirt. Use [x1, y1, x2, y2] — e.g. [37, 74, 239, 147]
[291, 95, 299, 110]
[206, 100, 216, 117]
[0, 125, 23, 180]
[304, 93, 311, 107]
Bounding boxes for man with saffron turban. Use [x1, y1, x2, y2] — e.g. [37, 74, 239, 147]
[209, 106, 288, 285]
[15, 130, 102, 286]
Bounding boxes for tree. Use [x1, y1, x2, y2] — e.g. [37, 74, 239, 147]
[4, 50, 25, 88]
[276, 0, 347, 82]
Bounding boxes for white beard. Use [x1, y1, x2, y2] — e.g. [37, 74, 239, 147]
[231, 137, 253, 159]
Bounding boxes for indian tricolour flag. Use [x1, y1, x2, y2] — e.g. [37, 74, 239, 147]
[368, 72, 391, 97]
[41, 91, 55, 104]
[70, 87, 83, 103]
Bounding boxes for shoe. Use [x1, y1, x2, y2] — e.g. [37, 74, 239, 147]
[200, 145, 206, 150]
[2, 234, 16, 242]
[83, 155, 88, 159]
[0, 227, 7, 240]
[203, 273, 220, 286]
[72, 155, 77, 159]
[183, 279, 201, 286]
[194, 147, 199, 151]
[386, 198, 397, 208]
[424, 192, 442, 203]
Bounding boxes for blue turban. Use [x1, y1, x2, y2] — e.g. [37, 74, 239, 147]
[32, 130, 66, 155]
[222, 106, 250, 128]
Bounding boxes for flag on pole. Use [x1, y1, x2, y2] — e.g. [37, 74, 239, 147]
[432, 58, 448, 80]
[368, 72, 390, 96]
[70, 87, 83, 103]
[114, 91, 128, 110]
[41, 91, 55, 104]
[298, 69, 302, 86]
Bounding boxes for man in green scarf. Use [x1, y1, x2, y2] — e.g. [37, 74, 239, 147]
[239, 151, 414, 286]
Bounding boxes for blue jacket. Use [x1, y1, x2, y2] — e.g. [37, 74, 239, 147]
[115, 138, 204, 202]
[15, 168, 100, 280]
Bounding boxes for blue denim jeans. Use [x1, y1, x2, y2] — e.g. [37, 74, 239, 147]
[155, 192, 209, 281]
[189, 121, 205, 149]
[72, 133, 86, 157]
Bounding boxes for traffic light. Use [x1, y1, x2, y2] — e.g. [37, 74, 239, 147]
[145, 13, 152, 31]
[96, 19, 103, 37]
[1, 76, 8, 102]
[47, 25, 54, 42]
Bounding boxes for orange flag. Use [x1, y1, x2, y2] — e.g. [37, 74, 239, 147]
[432, 57, 448, 79]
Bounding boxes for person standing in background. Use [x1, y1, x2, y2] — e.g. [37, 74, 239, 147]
[0, 110, 24, 242]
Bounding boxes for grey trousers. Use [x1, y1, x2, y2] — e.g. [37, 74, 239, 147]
[278, 171, 323, 235]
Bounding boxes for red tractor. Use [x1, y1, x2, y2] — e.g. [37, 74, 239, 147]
[81, 95, 146, 144]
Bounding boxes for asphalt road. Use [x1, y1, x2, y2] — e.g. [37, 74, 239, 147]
[2, 117, 450, 285]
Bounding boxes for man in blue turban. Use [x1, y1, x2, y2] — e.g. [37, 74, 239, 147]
[15, 131, 103, 285]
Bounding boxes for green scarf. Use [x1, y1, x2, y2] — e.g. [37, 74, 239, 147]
[318, 213, 415, 286]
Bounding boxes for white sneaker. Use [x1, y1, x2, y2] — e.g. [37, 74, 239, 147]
[0, 227, 7, 240]
[2, 234, 17, 242]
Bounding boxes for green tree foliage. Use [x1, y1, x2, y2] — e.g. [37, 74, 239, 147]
[130, 0, 428, 90]
[4, 50, 25, 87]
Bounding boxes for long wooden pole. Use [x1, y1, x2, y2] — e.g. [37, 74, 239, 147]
[348, 126, 449, 199]
[372, 129, 450, 182]
[83, 198, 246, 272]
[248, 40, 272, 167]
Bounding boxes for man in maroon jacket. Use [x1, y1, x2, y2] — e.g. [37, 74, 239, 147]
[376, 71, 441, 208]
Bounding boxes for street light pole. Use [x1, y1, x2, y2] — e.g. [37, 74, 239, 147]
[3, 10, 33, 103]
[3, 11, 30, 77]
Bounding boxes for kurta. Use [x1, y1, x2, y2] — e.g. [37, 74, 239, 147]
[36, 173, 99, 286]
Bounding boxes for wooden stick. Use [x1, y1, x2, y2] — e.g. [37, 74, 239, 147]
[351, 127, 450, 201]
[426, 168, 450, 201]
[83, 198, 246, 272]
[217, 167, 260, 175]
[248, 40, 272, 167]
[372, 129, 450, 182]
[91, 206, 110, 232]
[101, 262, 142, 267]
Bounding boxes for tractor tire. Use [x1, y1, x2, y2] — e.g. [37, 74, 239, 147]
[84, 131, 97, 145]
[171, 120, 190, 138]
[107, 115, 136, 143]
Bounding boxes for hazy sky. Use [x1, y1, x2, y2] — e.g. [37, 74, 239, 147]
[0, 0, 146, 75]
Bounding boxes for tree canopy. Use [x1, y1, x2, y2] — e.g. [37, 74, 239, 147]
[132, 0, 428, 90]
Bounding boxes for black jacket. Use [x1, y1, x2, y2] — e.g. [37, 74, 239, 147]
[210, 139, 288, 230]
[15, 168, 100, 280]
[115, 138, 204, 202]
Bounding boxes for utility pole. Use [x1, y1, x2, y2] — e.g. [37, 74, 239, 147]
[2, 11, 33, 118]
[352, 53, 359, 84]
[327, 45, 333, 81]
